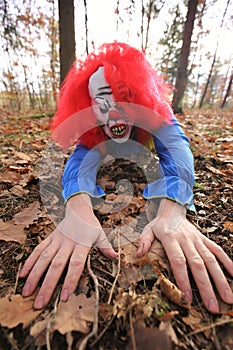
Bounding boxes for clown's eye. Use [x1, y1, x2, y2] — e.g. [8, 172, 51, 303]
[99, 105, 109, 113]
[99, 100, 111, 114]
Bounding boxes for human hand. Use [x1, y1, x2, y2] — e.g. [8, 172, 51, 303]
[136, 199, 233, 313]
[20, 194, 117, 309]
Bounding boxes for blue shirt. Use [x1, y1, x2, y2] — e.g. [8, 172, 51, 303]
[62, 117, 195, 211]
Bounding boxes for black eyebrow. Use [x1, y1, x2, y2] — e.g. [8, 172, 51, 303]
[97, 91, 113, 96]
[97, 86, 112, 96]
[98, 85, 111, 91]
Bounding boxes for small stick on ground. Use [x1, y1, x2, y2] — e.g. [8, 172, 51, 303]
[13, 262, 22, 295]
[107, 228, 121, 305]
[129, 308, 137, 350]
[79, 253, 99, 350]
[186, 316, 233, 337]
[46, 289, 60, 350]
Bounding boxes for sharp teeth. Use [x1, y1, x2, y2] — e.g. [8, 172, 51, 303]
[110, 124, 126, 136]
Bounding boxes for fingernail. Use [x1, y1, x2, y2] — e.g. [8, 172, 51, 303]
[34, 295, 44, 309]
[224, 289, 233, 304]
[208, 298, 219, 313]
[184, 291, 192, 302]
[136, 247, 142, 257]
[19, 266, 26, 277]
[61, 289, 69, 302]
[22, 283, 31, 296]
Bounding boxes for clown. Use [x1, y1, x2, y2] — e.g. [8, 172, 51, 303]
[20, 43, 233, 313]
[88, 66, 133, 143]
[51, 43, 195, 207]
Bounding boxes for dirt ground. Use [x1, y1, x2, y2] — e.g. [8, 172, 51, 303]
[0, 109, 232, 349]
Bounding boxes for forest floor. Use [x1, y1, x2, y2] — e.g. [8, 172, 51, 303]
[0, 108, 233, 350]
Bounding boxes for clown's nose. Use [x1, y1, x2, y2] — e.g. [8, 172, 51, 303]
[108, 109, 122, 120]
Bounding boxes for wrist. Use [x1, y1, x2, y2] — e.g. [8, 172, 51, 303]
[151, 199, 187, 236]
[157, 198, 186, 218]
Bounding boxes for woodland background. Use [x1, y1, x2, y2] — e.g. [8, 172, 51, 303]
[0, 0, 233, 114]
[0, 1, 233, 350]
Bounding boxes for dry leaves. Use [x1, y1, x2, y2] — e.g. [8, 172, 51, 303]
[0, 293, 42, 328]
[0, 110, 233, 349]
[0, 219, 25, 243]
[30, 293, 95, 346]
[0, 201, 42, 243]
[13, 201, 41, 227]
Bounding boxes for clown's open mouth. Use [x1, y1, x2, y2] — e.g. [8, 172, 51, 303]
[110, 123, 129, 138]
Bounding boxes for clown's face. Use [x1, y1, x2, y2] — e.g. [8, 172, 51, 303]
[88, 67, 132, 143]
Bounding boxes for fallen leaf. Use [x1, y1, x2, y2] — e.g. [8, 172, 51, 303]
[127, 325, 172, 350]
[122, 239, 170, 273]
[159, 276, 190, 309]
[159, 320, 178, 345]
[13, 201, 41, 227]
[0, 219, 26, 243]
[0, 171, 22, 184]
[53, 293, 95, 334]
[9, 184, 29, 197]
[182, 308, 206, 332]
[14, 151, 32, 163]
[205, 163, 226, 176]
[30, 293, 95, 344]
[0, 294, 42, 328]
[223, 221, 233, 233]
[153, 266, 191, 309]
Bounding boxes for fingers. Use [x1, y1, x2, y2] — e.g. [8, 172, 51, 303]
[183, 241, 219, 312]
[161, 236, 193, 304]
[21, 238, 60, 298]
[96, 230, 118, 259]
[19, 237, 52, 278]
[33, 243, 75, 309]
[195, 240, 233, 307]
[203, 237, 233, 276]
[60, 245, 90, 302]
[138, 220, 233, 313]
[164, 234, 233, 313]
[99, 246, 118, 259]
[136, 224, 154, 257]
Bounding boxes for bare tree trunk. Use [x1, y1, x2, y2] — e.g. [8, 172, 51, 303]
[172, 0, 198, 114]
[83, 0, 89, 54]
[141, 0, 145, 50]
[144, 0, 153, 50]
[199, 0, 230, 108]
[198, 48, 217, 108]
[50, 0, 59, 102]
[58, 0, 75, 83]
[220, 71, 233, 108]
[22, 65, 35, 110]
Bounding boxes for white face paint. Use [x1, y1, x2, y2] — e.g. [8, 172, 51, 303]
[88, 67, 132, 143]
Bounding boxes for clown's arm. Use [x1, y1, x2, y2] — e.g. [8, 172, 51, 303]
[20, 145, 117, 309]
[137, 117, 233, 313]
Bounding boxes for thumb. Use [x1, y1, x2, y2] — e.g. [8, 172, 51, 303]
[96, 229, 118, 259]
[136, 224, 154, 258]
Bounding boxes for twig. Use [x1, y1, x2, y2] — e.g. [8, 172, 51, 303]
[97, 275, 113, 287]
[107, 228, 121, 305]
[1, 326, 19, 350]
[186, 316, 233, 337]
[79, 253, 99, 350]
[90, 315, 116, 348]
[13, 262, 22, 294]
[129, 308, 137, 350]
[46, 289, 60, 350]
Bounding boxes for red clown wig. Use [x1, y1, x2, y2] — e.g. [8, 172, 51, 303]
[51, 42, 172, 149]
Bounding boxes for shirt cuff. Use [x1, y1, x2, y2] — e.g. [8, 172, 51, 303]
[62, 177, 105, 202]
[143, 176, 196, 212]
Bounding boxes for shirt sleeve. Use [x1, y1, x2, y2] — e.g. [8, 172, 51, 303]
[62, 144, 105, 202]
[143, 116, 196, 211]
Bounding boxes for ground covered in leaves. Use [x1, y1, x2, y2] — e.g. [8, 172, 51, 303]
[0, 109, 232, 350]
